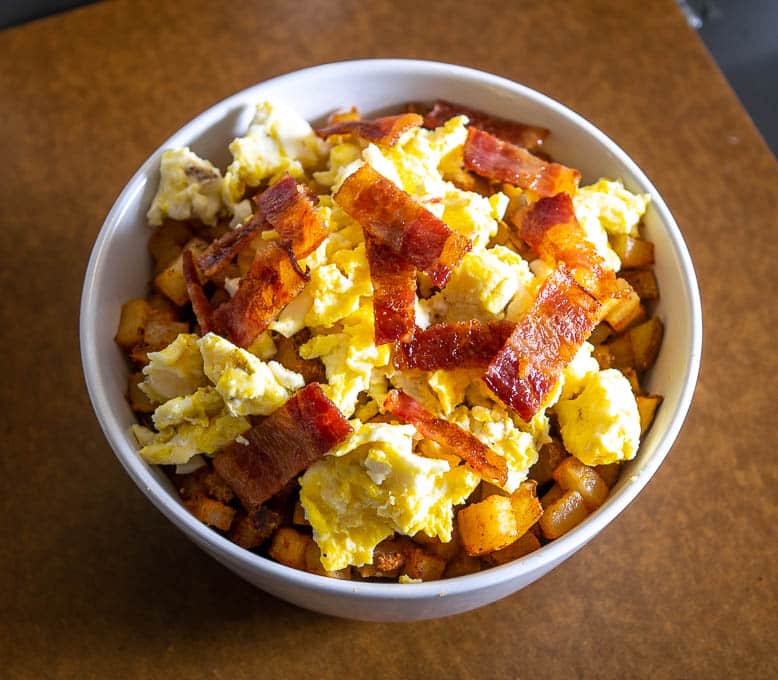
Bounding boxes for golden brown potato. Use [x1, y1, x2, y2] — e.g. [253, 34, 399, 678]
[510, 481, 544, 538]
[629, 317, 663, 371]
[529, 439, 568, 486]
[355, 538, 406, 578]
[115, 299, 152, 349]
[229, 507, 281, 549]
[604, 333, 635, 370]
[636, 394, 663, 434]
[620, 269, 659, 300]
[552, 457, 609, 510]
[483, 531, 541, 566]
[443, 553, 482, 578]
[458, 494, 520, 556]
[593, 343, 615, 370]
[539, 490, 589, 540]
[540, 483, 564, 509]
[610, 234, 655, 268]
[268, 527, 311, 571]
[402, 547, 447, 581]
[604, 285, 645, 333]
[153, 237, 208, 305]
[148, 220, 193, 272]
[588, 323, 612, 346]
[184, 496, 236, 531]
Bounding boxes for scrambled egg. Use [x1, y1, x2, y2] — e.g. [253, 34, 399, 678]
[222, 101, 328, 207]
[198, 333, 304, 416]
[140, 102, 651, 569]
[554, 369, 641, 466]
[573, 178, 651, 270]
[299, 421, 480, 570]
[147, 147, 224, 227]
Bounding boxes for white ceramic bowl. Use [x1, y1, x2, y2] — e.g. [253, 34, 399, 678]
[80, 59, 702, 622]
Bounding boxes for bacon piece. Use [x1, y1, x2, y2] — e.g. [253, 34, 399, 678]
[335, 164, 471, 288]
[213, 383, 353, 511]
[182, 249, 214, 333]
[463, 128, 580, 197]
[315, 113, 423, 147]
[423, 100, 549, 150]
[513, 192, 619, 302]
[384, 389, 507, 486]
[254, 174, 327, 259]
[483, 265, 601, 422]
[211, 242, 308, 347]
[394, 320, 515, 370]
[197, 214, 265, 279]
[364, 235, 416, 345]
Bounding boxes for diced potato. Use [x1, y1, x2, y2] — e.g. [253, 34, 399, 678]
[458, 494, 520, 556]
[629, 317, 663, 371]
[199, 469, 234, 504]
[484, 532, 541, 566]
[552, 457, 609, 510]
[636, 394, 663, 434]
[510, 481, 544, 537]
[304, 540, 352, 579]
[356, 538, 406, 578]
[539, 490, 589, 540]
[605, 334, 635, 370]
[478, 480, 510, 501]
[154, 237, 208, 305]
[610, 234, 655, 268]
[604, 285, 644, 333]
[443, 553, 482, 578]
[128, 371, 155, 413]
[229, 508, 281, 549]
[148, 220, 193, 272]
[621, 367, 642, 394]
[620, 269, 659, 300]
[184, 496, 236, 531]
[268, 527, 311, 571]
[292, 500, 310, 526]
[540, 483, 564, 509]
[595, 462, 621, 489]
[115, 299, 152, 349]
[529, 439, 568, 486]
[593, 344, 615, 370]
[588, 323, 612, 346]
[402, 547, 447, 581]
[416, 531, 460, 562]
[143, 318, 189, 351]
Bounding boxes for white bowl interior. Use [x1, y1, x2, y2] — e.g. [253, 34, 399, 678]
[81, 59, 701, 621]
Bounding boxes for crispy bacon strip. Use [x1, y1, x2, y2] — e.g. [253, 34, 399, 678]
[214, 383, 353, 510]
[384, 389, 507, 486]
[513, 192, 619, 302]
[254, 174, 327, 259]
[423, 100, 549, 150]
[394, 320, 516, 370]
[211, 242, 308, 347]
[463, 128, 580, 197]
[197, 214, 265, 278]
[182, 249, 214, 333]
[315, 113, 423, 147]
[364, 235, 416, 345]
[335, 164, 471, 288]
[483, 265, 601, 422]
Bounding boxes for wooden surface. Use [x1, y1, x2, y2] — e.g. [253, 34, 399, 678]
[1, 0, 776, 677]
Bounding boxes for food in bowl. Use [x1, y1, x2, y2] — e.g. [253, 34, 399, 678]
[115, 98, 664, 582]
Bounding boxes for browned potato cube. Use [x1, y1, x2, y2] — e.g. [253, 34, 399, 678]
[620, 269, 659, 300]
[443, 553, 482, 578]
[143, 318, 189, 351]
[416, 531, 460, 562]
[595, 462, 621, 489]
[184, 496, 236, 531]
[636, 395, 663, 434]
[458, 494, 520, 556]
[539, 490, 590, 539]
[484, 532, 541, 566]
[148, 220, 193, 272]
[402, 547, 447, 581]
[604, 285, 644, 333]
[268, 527, 311, 570]
[610, 234, 655, 268]
[510, 481, 544, 537]
[593, 344, 615, 369]
[552, 457, 609, 510]
[605, 333, 635, 370]
[356, 538, 407, 578]
[588, 323, 612, 346]
[529, 439, 568, 486]
[540, 483, 564, 509]
[629, 317, 663, 371]
[228, 507, 281, 549]
[154, 237, 208, 305]
[478, 480, 510, 501]
[128, 371, 155, 413]
[115, 299, 152, 349]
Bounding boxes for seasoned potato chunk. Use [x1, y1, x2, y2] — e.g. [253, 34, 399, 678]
[539, 490, 589, 539]
[552, 457, 609, 510]
[483, 531, 541, 566]
[610, 234, 654, 268]
[184, 496, 236, 531]
[115, 299, 152, 349]
[154, 237, 208, 305]
[630, 317, 663, 371]
[268, 527, 311, 571]
[636, 394, 663, 434]
[458, 495, 520, 556]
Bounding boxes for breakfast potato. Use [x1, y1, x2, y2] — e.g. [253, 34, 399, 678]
[483, 531, 541, 567]
[620, 269, 659, 300]
[115, 299, 152, 349]
[510, 481, 543, 537]
[629, 317, 663, 371]
[529, 439, 568, 486]
[148, 219, 193, 272]
[292, 499, 310, 526]
[154, 237, 208, 305]
[269, 527, 311, 571]
[184, 496, 236, 531]
[540, 483, 564, 509]
[603, 282, 644, 333]
[552, 457, 609, 510]
[604, 333, 635, 370]
[539, 490, 589, 540]
[402, 546, 447, 581]
[229, 507, 282, 549]
[443, 553, 482, 578]
[458, 494, 521, 556]
[356, 538, 407, 578]
[636, 395, 663, 434]
[610, 234, 655, 268]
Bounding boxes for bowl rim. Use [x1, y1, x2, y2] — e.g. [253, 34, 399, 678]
[80, 58, 702, 600]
